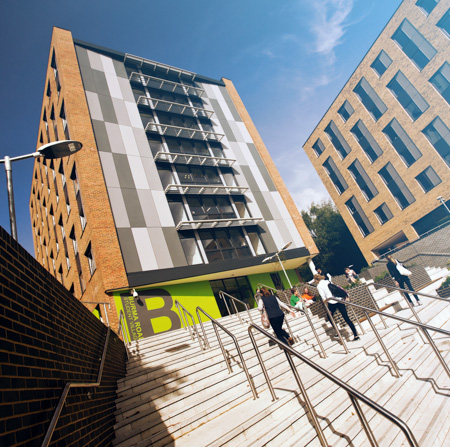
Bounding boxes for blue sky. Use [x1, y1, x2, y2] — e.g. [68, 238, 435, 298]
[0, 0, 401, 255]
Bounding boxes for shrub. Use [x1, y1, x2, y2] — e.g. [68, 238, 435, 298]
[374, 271, 389, 282]
[440, 276, 450, 288]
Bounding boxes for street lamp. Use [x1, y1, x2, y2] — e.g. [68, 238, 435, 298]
[437, 196, 450, 214]
[262, 241, 293, 289]
[0, 140, 83, 241]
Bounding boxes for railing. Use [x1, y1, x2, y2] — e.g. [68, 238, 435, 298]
[118, 310, 131, 360]
[41, 328, 111, 447]
[175, 300, 198, 341]
[196, 306, 257, 400]
[83, 301, 110, 327]
[247, 324, 419, 447]
[329, 293, 450, 379]
[219, 291, 254, 325]
[257, 283, 326, 359]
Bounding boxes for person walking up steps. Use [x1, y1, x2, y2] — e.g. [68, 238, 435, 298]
[314, 273, 360, 341]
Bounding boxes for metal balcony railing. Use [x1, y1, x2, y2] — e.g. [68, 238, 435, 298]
[175, 216, 262, 231]
[154, 151, 235, 168]
[137, 96, 213, 118]
[165, 183, 248, 195]
[145, 122, 224, 141]
[129, 71, 204, 96]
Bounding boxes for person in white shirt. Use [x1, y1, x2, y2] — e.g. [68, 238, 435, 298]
[314, 274, 360, 341]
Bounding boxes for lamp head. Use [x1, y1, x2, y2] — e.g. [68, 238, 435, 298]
[280, 241, 292, 251]
[38, 140, 83, 159]
[132, 289, 139, 298]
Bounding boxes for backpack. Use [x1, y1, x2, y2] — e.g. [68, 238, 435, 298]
[328, 282, 348, 298]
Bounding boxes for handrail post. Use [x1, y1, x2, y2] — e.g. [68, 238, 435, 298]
[349, 304, 366, 335]
[219, 291, 232, 317]
[198, 307, 257, 399]
[363, 283, 388, 329]
[323, 300, 350, 354]
[285, 351, 328, 447]
[420, 326, 450, 379]
[175, 300, 197, 341]
[195, 309, 210, 350]
[248, 326, 277, 401]
[348, 393, 378, 447]
[303, 303, 327, 358]
[363, 310, 400, 378]
[220, 291, 254, 324]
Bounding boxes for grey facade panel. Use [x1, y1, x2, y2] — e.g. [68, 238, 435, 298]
[92, 120, 112, 152]
[240, 165, 259, 192]
[75, 46, 90, 68]
[122, 188, 147, 228]
[162, 227, 188, 268]
[117, 228, 142, 273]
[257, 221, 278, 254]
[111, 98, 132, 127]
[218, 119, 237, 142]
[113, 153, 136, 189]
[78, 65, 97, 93]
[209, 98, 226, 120]
[250, 191, 274, 221]
[137, 189, 161, 227]
[92, 70, 110, 97]
[97, 94, 118, 123]
[148, 228, 174, 269]
[107, 187, 130, 228]
[105, 122, 126, 154]
[113, 59, 129, 79]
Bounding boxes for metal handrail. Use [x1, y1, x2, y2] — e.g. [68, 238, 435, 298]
[41, 328, 111, 447]
[247, 324, 419, 447]
[257, 283, 326, 358]
[196, 306, 257, 400]
[175, 300, 197, 340]
[118, 310, 131, 360]
[219, 290, 254, 324]
[330, 296, 450, 379]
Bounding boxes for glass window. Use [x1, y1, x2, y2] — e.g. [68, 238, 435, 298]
[322, 157, 348, 195]
[387, 71, 429, 120]
[85, 243, 96, 276]
[378, 162, 415, 210]
[199, 228, 251, 262]
[437, 8, 450, 37]
[422, 117, 450, 167]
[312, 138, 325, 157]
[350, 120, 383, 163]
[415, 0, 440, 15]
[353, 77, 387, 121]
[337, 100, 354, 122]
[176, 165, 221, 184]
[186, 196, 236, 220]
[348, 159, 379, 201]
[179, 230, 203, 265]
[371, 50, 392, 77]
[345, 196, 374, 237]
[429, 62, 450, 104]
[374, 203, 394, 225]
[383, 119, 422, 167]
[324, 121, 351, 159]
[391, 19, 437, 70]
[415, 166, 442, 192]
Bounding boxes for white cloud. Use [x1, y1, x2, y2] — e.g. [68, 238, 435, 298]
[310, 0, 354, 62]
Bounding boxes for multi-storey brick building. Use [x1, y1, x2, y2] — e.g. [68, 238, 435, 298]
[30, 27, 318, 337]
[303, 0, 449, 263]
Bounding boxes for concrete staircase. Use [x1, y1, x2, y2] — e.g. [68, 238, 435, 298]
[112, 280, 450, 446]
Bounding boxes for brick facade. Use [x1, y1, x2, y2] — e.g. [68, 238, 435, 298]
[303, 0, 450, 263]
[0, 226, 127, 446]
[29, 28, 128, 329]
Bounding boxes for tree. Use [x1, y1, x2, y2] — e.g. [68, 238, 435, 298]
[301, 200, 367, 276]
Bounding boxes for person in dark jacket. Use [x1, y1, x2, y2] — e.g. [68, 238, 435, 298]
[386, 255, 421, 305]
[258, 288, 295, 345]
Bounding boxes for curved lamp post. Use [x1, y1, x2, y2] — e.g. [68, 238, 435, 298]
[262, 241, 293, 289]
[0, 140, 83, 241]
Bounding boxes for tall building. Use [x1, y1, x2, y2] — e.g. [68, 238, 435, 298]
[29, 27, 317, 337]
[303, 0, 450, 263]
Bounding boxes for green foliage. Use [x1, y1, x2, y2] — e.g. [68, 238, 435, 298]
[440, 276, 450, 288]
[301, 200, 368, 276]
[343, 281, 362, 290]
[374, 271, 389, 282]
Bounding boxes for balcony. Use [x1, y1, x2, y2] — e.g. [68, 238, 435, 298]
[137, 96, 213, 119]
[129, 72, 204, 97]
[145, 122, 224, 142]
[176, 217, 263, 230]
[154, 151, 235, 168]
[165, 184, 248, 195]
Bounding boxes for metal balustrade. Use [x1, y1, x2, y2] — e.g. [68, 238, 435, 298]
[219, 290, 254, 324]
[175, 300, 198, 341]
[247, 324, 419, 447]
[137, 95, 214, 118]
[154, 150, 236, 168]
[257, 283, 326, 358]
[195, 306, 257, 400]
